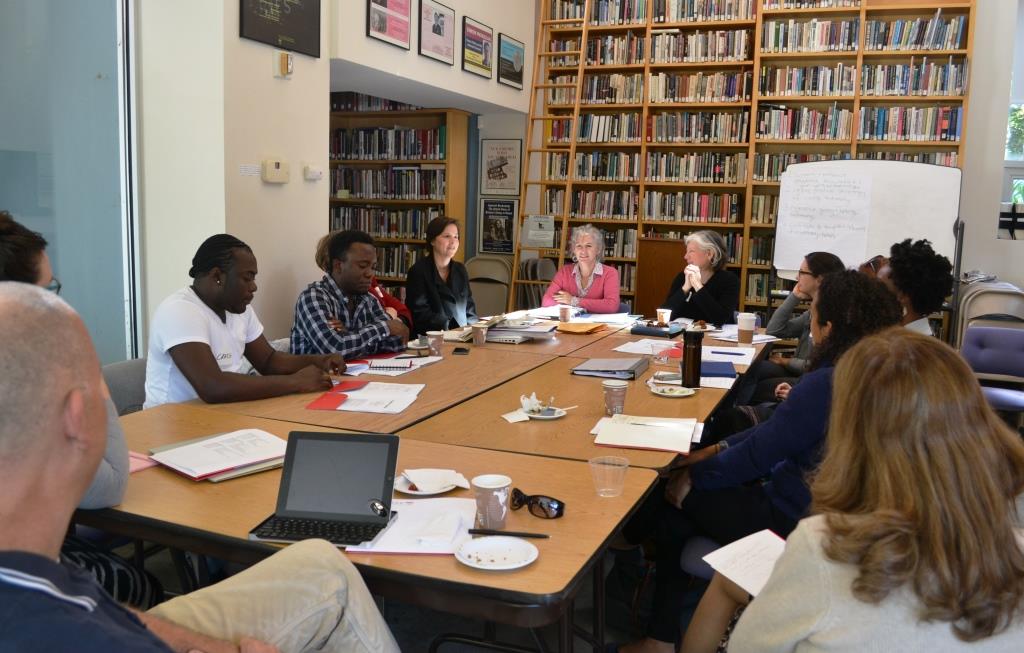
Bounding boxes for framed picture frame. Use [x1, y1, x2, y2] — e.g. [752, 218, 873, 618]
[240, 0, 321, 58]
[461, 16, 493, 78]
[480, 139, 522, 196]
[479, 198, 518, 255]
[366, 0, 411, 50]
[418, 0, 455, 65]
[496, 33, 525, 90]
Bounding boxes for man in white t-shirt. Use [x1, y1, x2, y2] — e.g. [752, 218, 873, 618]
[145, 235, 344, 408]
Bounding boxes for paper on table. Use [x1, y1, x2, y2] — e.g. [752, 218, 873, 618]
[346, 498, 476, 554]
[337, 382, 426, 414]
[594, 414, 697, 454]
[700, 376, 737, 390]
[590, 417, 705, 445]
[366, 356, 442, 377]
[702, 346, 755, 366]
[702, 529, 786, 597]
[129, 451, 158, 473]
[587, 312, 636, 325]
[502, 409, 529, 423]
[341, 363, 370, 376]
[712, 325, 778, 344]
[149, 429, 286, 480]
[612, 338, 679, 355]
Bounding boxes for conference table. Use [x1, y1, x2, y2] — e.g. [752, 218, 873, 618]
[75, 403, 657, 652]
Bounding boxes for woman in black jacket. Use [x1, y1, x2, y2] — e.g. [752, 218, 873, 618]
[660, 229, 739, 326]
[405, 217, 477, 336]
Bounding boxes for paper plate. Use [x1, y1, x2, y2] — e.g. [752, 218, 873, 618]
[456, 536, 539, 571]
[393, 475, 457, 496]
[650, 385, 696, 398]
[526, 408, 567, 420]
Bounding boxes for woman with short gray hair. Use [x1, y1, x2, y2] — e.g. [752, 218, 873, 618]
[660, 229, 739, 325]
[541, 224, 621, 313]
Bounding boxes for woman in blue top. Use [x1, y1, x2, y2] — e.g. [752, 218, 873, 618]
[619, 270, 902, 653]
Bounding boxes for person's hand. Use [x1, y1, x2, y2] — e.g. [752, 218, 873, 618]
[768, 353, 791, 367]
[316, 354, 345, 375]
[384, 306, 399, 319]
[291, 365, 332, 393]
[238, 637, 280, 653]
[553, 290, 574, 305]
[774, 382, 792, 401]
[387, 318, 410, 345]
[684, 264, 703, 292]
[792, 287, 811, 301]
[664, 467, 692, 509]
[325, 317, 347, 333]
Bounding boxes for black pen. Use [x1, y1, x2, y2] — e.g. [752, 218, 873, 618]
[710, 350, 745, 356]
[468, 528, 550, 539]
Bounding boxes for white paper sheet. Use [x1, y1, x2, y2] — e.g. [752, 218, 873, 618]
[586, 312, 636, 325]
[702, 529, 786, 597]
[594, 415, 696, 454]
[502, 409, 529, 423]
[591, 417, 704, 444]
[612, 339, 677, 355]
[150, 429, 286, 479]
[700, 376, 737, 390]
[336, 382, 426, 414]
[346, 498, 477, 554]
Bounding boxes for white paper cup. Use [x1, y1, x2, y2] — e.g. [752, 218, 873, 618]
[656, 308, 672, 326]
[601, 379, 628, 415]
[471, 474, 512, 528]
[589, 456, 629, 497]
[558, 304, 572, 322]
[426, 330, 444, 356]
[737, 312, 756, 344]
[471, 324, 488, 345]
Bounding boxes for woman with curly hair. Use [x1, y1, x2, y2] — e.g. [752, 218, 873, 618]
[878, 238, 953, 335]
[682, 329, 1024, 651]
[619, 271, 903, 653]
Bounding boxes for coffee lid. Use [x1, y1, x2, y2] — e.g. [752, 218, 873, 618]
[601, 379, 629, 388]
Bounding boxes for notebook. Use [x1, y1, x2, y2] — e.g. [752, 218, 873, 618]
[571, 357, 650, 380]
[249, 432, 399, 547]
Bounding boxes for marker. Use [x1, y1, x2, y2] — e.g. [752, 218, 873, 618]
[710, 350, 744, 356]
[469, 529, 550, 539]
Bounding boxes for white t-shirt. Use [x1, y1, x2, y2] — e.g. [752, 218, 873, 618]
[144, 287, 264, 408]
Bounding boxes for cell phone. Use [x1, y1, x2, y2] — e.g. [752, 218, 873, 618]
[453, 347, 470, 355]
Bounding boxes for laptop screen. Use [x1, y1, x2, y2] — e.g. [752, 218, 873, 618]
[276, 432, 398, 523]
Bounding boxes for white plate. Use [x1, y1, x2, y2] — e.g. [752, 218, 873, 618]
[456, 536, 539, 571]
[526, 408, 567, 420]
[393, 475, 457, 496]
[650, 385, 696, 398]
[406, 342, 430, 350]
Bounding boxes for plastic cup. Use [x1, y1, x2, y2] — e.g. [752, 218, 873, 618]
[472, 324, 488, 345]
[652, 343, 671, 366]
[471, 474, 512, 528]
[426, 331, 444, 356]
[589, 456, 629, 497]
[602, 379, 628, 415]
[737, 313, 756, 344]
[559, 304, 572, 322]
[656, 308, 672, 326]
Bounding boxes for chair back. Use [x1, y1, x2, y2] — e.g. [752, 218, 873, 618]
[961, 326, 1024, 383]
[466, 255, 512, 285]
[102, 358, 147, 416]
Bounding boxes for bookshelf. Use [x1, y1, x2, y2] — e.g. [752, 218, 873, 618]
[328, 105, 469, 297]
[511, 0, 974, 317]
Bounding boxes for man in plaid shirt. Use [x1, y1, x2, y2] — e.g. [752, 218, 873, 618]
[291, 231, 409, 359]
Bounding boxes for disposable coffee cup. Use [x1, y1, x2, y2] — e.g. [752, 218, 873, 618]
[589, 456, 629, 497]
[426, 330, 444, 356]
[736, 313, 756, 344]
[558, 304, 572, 322]
[656, 308, 672, 326]
[471, 323, 488, 345]
[471, 474, 512, 528]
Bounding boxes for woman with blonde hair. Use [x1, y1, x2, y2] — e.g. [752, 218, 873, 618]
[683, 329, 1024, 652]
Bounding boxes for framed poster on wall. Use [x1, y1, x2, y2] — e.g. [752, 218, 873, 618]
[367, 0, 411, 50]
[479, 198, 518, 254]
[461, 16, 493, 78]
[480, 139, 521, 196]
[497, 34, 525, 89]
[418, 0, 455, 65]
[241, 0, 321, 57]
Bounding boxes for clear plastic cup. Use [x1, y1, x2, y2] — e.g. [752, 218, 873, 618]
[589, 456, 629, 497]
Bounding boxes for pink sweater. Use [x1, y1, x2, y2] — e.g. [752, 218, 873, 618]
[541, 263, 621, 313]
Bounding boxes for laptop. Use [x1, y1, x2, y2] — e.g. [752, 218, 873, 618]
[249, 432, 399, 547]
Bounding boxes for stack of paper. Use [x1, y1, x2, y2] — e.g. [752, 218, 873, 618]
[593, 414, 696, 454]
[527, 305, 579, 320]
[346, 498, 476, 554]
[149, 429, 287, 481]
[711, 325, 778, 344]
[490, 321, 558, 340]
[613, 339, 681, 355]
[337, 382, 426, 414]
[585, 313, 636, 325]
[556, 322, 605, 334]
[702, 529, 786, 596]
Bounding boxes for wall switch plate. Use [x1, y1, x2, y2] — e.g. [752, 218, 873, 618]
[273, 51, 293, 78]
[261, 159, 290, 183]
[303, 164, 323, 181]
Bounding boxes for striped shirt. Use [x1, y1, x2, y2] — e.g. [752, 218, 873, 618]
[290, 274, 403, 359]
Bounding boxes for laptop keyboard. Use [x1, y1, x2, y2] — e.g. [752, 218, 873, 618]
[254, 517, 385, 546]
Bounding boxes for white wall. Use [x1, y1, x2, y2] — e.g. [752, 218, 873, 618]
[960, 0, 1023, 286]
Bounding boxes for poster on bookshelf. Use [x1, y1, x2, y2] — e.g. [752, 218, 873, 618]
[418, 0, 455, 65]
[480, 139, 522, 195]
[462, 16, 493, 78]
[479, 198, 518, 254]
[367, 0, 411, 50]
[497, 33, 525, 90]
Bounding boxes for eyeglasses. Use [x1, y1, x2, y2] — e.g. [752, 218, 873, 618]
[796, 270, 813, 277]
[511, 488, 565, 519]
[45, 277, 62, 295]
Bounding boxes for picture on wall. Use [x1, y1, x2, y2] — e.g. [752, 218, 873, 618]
[480, 139, 522, 196]
[497, 34, 525, 89]
[479, 198, 518, 255]
[418, 0, 455, 64]
[366, 0, 411, 50]
[461, 16, 493, 78]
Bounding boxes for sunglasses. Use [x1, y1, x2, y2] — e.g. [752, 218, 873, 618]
[511, 488, 565, 519]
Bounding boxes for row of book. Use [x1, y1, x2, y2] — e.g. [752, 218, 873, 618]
[761, 19, 860, 53]
[652, 0, 755, 23]
[330, 168, 445, 200]
[758, 63, 856, 97]
[546, 75, 576, 105]
[329, 127, 446, 161]
[549, 0, 585, 20]
[544, 188, 643, 219]
[762, 0, 858, 8]
[649, 28, 751, 63]
[648, 70, 753, 103]
[581, 73, 644, 104]
[619, 262, 637, 292]
[590, 0, 648, 25]
[864, 12, 967, 52]
[575, 151, 642, 181]
[648, 109, 750, 144]
[587, 33, 646, 65]
[644, 191, 742, 223]
[548, 38, 580, 67]
[578, 112, 644, 142]
[647, 151, 748, 183]
[543, 152, 570, 180]
[746, 234, 775, 266]
[857, 105, 962, 142]
[548, 118, 574, 144]
[861, 59, 967, 97]
[329, 92, 419, 112]
[750, 193, 779, 225]
[756, 104, 853, 140]
[373, 244, 422, 279]
[328, 206, 439, 239]
[752, 151, 850, 181]
[601, 227, 639, 258]
[856, 150, 958, 167]
[745, 272, 773, 304]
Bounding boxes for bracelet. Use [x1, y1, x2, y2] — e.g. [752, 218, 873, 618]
[717, 440, 729, 454]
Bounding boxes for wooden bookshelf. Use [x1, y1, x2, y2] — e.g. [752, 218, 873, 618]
[328, 107, 469, 288]
[511, 0, 973, 315]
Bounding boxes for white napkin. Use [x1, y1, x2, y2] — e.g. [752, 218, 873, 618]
[520, 392, 543, 413]
[416, 512, 464, 546]
[502, 410, 529, 423]
[402, 468, 470, 493]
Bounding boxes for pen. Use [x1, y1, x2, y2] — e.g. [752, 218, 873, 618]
[468, 529, 550, 539]
[710, 350, 744, 356]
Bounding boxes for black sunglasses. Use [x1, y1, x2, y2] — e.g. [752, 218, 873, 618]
[511, 488, 565, 519]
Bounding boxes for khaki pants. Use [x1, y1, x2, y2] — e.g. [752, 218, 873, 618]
[149, 539, 399, 652]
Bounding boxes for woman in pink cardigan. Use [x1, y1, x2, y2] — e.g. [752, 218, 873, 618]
[541, 224, 621, 313]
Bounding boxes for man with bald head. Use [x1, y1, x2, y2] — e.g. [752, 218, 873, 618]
[0, 284, 399, 652]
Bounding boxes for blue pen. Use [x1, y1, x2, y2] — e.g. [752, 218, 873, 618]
[710, 350, 744, 356]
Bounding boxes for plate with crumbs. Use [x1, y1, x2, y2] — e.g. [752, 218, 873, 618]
[456, 536, 539, 571]
[526, 407, 567, 420]
[650, 385, 696, 398]
[393, 476, 457, 496]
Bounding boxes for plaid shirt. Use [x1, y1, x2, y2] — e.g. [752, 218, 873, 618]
[290, 275, 403, 359]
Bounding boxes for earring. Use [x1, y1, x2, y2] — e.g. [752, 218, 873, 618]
[217, 280, 222, 285]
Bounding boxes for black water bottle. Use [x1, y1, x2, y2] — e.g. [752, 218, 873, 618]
[681, 329, 704, 389]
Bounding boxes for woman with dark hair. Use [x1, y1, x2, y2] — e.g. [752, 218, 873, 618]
[144, 234, 344, 408]
[619, 271, 902, 653]
[660, 230, 740, 325]
[682, 330, 1024, 651]
[878, 238, 953, 335]
[404, 217, 477, 336]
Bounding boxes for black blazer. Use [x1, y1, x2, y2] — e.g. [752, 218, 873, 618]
[405, 257, 478, 336]
[661, 269, 740, 325]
